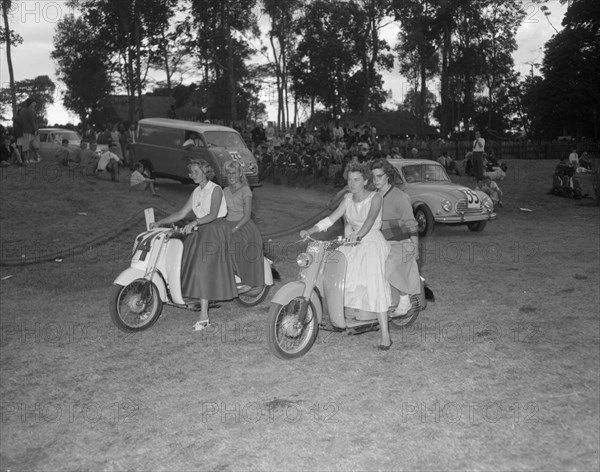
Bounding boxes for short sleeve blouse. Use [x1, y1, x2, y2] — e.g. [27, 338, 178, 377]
[223, 185, 252, 222]
[191, 181, 227, 219]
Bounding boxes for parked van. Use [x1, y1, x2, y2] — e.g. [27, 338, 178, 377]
[131, 118, 260, 187]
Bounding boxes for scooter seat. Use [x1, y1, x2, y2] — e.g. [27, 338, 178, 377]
[169, 232, 187, 242]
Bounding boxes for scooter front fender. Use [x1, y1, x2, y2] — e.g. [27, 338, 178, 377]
[113, 268, 168, 303]
[270, 281, 323, 324]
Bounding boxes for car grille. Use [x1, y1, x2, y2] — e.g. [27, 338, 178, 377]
[247, 174, 260, 187]
[456, 199, 484, 214]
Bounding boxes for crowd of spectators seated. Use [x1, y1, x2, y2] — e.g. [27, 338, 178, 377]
[249, 122, 458, 188]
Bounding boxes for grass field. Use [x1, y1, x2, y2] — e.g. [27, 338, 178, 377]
[0, 159, 598, 471]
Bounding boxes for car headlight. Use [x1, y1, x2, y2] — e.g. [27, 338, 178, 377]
[297, 253, 313, 267]
[441, 200, 452, 212]
[482, 196, 494, 210]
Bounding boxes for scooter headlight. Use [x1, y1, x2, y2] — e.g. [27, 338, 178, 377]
[297, 253, 313, 268]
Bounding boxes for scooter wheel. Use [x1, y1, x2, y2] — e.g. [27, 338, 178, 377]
[109, 280, 163, 332]
[389, 294, 423, 330]
[236, 285, 271, 307]
[267, 298, 319, 360]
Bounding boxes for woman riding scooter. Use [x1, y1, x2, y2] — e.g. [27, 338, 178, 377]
[300, 163, 392, 350]
[150, 159, 237, 331]
[222, 160, 265, 290]
[370, 159, 422, 314]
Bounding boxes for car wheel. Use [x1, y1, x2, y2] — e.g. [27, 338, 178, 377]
[414, 205, 434, 237]
[467, 220, 487, 232]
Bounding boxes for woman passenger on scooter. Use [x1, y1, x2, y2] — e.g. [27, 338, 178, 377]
[222, 160, 265, 289]
[150, 159, 237, 331]
[299, 163, 393, 350]
[370, 159, 421, 315]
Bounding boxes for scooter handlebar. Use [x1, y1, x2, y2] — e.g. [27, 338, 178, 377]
[303, 235, 361, 245]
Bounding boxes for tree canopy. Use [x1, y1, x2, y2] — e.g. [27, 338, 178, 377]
[0, 0, 587, 138]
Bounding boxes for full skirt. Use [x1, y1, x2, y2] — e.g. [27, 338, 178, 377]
[224, 219, 265, 287]
[386, 239, 421, 295]
[181, 219, 238, 300]
[339, 231, 391, 313]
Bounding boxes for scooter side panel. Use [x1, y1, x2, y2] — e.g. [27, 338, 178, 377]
[159, 239, 185, 305]
[322, 250, 347, 328]
[113, 268, 168, 302]
[270, 281, 323, 324]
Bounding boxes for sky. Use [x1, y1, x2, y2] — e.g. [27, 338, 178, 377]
[0, 0, 568, 126]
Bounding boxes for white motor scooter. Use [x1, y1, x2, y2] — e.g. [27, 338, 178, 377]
[109, 219, 275, 332]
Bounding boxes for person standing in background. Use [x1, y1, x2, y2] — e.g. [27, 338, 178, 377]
[568, 146, 579, 168]
[20, 98, 39, 163]
[472, 130, 485, 184]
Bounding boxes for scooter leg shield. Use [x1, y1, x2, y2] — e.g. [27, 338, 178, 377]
[113, 268, 168, 302]
[263, 258, 274, 285]
[322, 250, 347, 327]
[270, 281, 323, 324]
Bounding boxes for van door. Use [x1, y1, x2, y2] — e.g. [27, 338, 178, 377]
[136, 124, 186, 180]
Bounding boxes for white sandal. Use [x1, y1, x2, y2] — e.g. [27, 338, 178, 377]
[192, 319, 210, 331]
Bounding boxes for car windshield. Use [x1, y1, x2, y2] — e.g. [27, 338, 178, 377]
[204, 131, 245, 148]
[402, 164, 450, 183]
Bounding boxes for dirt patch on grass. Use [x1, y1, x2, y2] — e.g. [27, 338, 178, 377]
[1, 159, 599, 471]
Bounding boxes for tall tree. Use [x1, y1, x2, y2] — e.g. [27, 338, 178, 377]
[478, 0, 524, 131]
[393, 0, 439, 136]
[262, 0, 302, 128]
[352, 0, 395, 115]
[73, 0, 177, 123]
[537, 0, 600, 138]
[52, 14, 113, 123]
[190, 0, 259, 123]
[0, 0, 22, 119]
[291, 0, 390, 116]
[290, 0, 360, 116]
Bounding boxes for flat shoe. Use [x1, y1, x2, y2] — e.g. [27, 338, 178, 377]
[377, 340, 393, 351]
[193, 319, 210, 331]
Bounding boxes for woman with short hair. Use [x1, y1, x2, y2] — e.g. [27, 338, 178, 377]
[300, 163, 392, 350]
[222, 160, 265, 289]
[151, 159, 237, 330]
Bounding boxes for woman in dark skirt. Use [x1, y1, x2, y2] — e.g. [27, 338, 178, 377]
[222, 160, 265, 289]
[151, 159, 237, 331]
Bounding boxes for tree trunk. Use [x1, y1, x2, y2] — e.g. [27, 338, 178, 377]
[134, 0, 143, 121]
[224, 2, 236, 123]
[161, 30, 173, 104]
[440, 22, 450, 137]
[2, 0, 17, 118]
[419, 60, 426, 137]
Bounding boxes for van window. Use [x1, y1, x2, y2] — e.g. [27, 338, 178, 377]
[204, 131, 245, 148]
[138, 125, 183, 147]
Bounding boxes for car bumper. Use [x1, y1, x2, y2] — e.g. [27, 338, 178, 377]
[434, 212, 496, 224]
[247, 173, 262, 188]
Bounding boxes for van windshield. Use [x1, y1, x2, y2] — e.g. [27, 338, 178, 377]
[204, 131, 246, 149]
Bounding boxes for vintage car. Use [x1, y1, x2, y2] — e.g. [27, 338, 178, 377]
[387, 159, 496, 236]
[37, 128, 82, 161]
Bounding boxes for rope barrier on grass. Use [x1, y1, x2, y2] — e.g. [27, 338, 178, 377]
[0, 192, 346, 267]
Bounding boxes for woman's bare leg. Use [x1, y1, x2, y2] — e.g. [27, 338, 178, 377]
[376, 311, 391, 348]
[200, 299, 209, 322]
